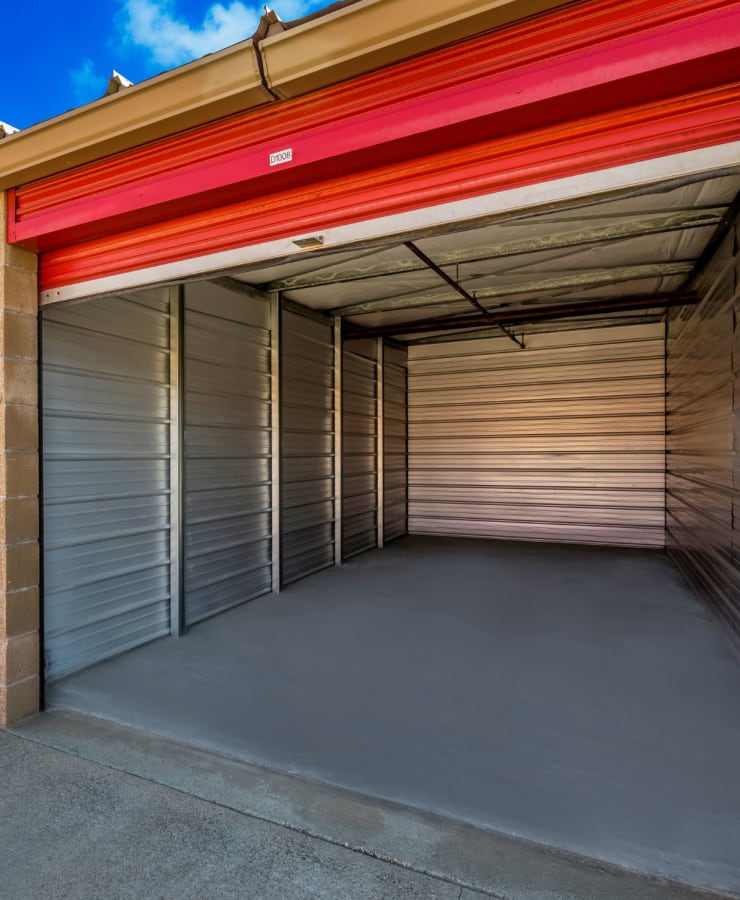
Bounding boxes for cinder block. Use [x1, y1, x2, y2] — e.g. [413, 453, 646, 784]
[0, 243, 38, 273]
[0, 542, 40, 593]
[0, 498, 39, 545]
[0, 633, 40, 683]
[0, 359, 38, 406]
[0, 452, 39, 498]
[1, 265, 38, 315]
[0, 310, 37, 360]
[0, 587, 40, 639]
[0, 676, 39, 726]
[0, 405, 38, 451]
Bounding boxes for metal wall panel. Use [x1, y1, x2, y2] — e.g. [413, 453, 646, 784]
[342, 339, 378, 558]
[281, 307, 335, 583]
[183, 282, 272, 624]
[383, 341, 408, 542]
[666, 222, 740, 639]
[407, 325, 665, 547]
[41, 290, 172, 680]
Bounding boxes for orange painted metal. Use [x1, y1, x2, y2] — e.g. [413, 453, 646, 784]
[6, 0, 740, 289]
[38, 82, 740, 290]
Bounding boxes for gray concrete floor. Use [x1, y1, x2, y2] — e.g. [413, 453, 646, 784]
[11, 711, 729, 900]
[1, 728, 488, 900]
[45, 536, 740, 896]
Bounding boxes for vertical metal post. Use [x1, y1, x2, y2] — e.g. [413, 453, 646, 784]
[334, 316, 343, 565]
[169, 285, 185, 636]
[376, 336, 385, 549]
[270, 292, 282, 592]
[402, 352, 409, 536]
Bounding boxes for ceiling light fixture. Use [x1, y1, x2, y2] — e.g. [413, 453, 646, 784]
[292, 235, 325, 251]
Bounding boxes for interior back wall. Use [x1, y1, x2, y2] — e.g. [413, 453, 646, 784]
[407, 324, 666, 548]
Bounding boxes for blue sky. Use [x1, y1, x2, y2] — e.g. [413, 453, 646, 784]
[0, 0, 328, 130]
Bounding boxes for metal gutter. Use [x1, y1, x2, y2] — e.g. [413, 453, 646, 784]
[260, 0, 576, 98]
[0, 0, 574, 191]
[0, 44, 271, 190]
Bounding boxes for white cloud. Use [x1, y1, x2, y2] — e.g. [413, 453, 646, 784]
[69, 58, 107, 103]
[119, 0, 261, 67]
[265, 0, 318, 18]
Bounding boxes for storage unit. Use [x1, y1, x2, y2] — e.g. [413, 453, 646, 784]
[40, 174, 740, 679]
[7, 0, 740, 890]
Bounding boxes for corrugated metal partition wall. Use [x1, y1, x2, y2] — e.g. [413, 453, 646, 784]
[666, 220, 740, 639]
[407, 325, 666, 547]
[342, 339, 378, 557]
[383, 341, 408, 542]
[183, 283, 272, 625]
[41, 290, 173, 680]
[280, 305, 336, 583]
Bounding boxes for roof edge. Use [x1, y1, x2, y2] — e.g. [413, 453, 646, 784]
[0, 43, 269, 190]
[260, 0, 577, 98]
[0, 0, 574, 190]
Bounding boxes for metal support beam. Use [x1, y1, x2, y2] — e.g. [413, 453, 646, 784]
[333, 316, 343, 566]
[335, 262, 695, 319]
[270, 292, 282, 592]
[404, 242, 489, 313]
[376, 337, 385, 550]
[685, 191, 740, 288]
[403, 241, 524, 348]
[169, 285, 185, 636]
[209, 276, 272, 303]
[344, 291, 699, 339]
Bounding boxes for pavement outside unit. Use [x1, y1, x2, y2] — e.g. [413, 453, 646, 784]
[6, 713, 737, 900]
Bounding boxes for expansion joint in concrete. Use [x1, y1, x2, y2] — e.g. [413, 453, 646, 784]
[9, 725, 494, 898]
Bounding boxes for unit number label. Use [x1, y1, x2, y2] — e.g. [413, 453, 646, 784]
[269, 148, 293, 167]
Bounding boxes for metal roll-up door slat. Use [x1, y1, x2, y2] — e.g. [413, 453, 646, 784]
[42, 289, 173, 681]
[281, 308, 336, 583]
[183, 282, 272, 626]
[383, 341, 408, 543]
[341, 339, 381, 559]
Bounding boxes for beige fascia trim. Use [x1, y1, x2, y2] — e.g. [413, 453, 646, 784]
[0, 0, 573, 190]
[0, 43, 272, 190]
[260, 0, 577, 99]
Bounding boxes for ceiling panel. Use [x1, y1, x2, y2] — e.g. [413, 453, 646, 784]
[231, 171, 738, 339]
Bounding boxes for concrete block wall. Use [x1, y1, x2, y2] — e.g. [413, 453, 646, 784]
[0, 193, 40, 725]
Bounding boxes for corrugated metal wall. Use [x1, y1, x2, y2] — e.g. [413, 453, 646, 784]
[407, 324, 666, 547]
[41, 290, 173, 680]
[342, 339, 378, 558]
[281, 307, 336, 583]
[183, 283, 272, 624]
[383, 341, 408, 542]
[667, 220, 740, 639]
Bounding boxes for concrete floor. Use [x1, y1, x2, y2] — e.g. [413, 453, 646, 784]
[1, 728, 488, 900]
[47, 536, 740, 896]
[10, 712, 728, 900]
